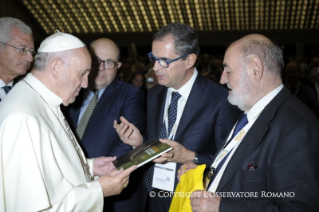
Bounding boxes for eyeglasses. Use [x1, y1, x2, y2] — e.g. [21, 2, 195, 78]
[91, 57, 118, 70]
[0, 41, 36, 58]
[148, 52, 189, 68]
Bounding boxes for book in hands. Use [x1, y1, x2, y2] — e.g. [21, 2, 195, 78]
[113, 138, 173, 170]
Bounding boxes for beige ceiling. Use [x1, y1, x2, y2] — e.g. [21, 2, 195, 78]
[21, 0, 319, 34]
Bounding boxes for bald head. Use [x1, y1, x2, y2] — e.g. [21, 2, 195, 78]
[237, 34, 272, 44]
[231, 34, 284, 78]
[90, 38, 120, 61]
[89, 38, 122, 90]
[221, 34, 284, 111]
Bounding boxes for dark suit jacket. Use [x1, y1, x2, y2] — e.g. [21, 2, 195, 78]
[215, 87, 319, 211]
[145, 73, 241, 198]
[62, 78, 146, 212]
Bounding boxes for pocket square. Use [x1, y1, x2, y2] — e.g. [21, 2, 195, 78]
[246, 163, 258, 170]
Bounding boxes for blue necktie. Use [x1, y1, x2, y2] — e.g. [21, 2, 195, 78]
[0, 86, 11, 102]
[145, 91, 181, 192]
[207, 113, 248, 189]
[168, 92, 182, 135]
[3, 86, 11, 94]
[228, 113, 248, 142]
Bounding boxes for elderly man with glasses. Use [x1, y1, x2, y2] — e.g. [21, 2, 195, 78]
[61, 38, 146, 212]
[0, 17, 35, 102]
[114, 22, 241, 212]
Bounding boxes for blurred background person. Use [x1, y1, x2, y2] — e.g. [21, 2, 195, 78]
[284, 61, 319, 117]
[145, 68, 158, 90]
[130, 71, 146, 90]
[308, 66, 319, 107]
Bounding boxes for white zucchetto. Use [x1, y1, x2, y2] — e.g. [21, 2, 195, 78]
[38, 30, 85, 53]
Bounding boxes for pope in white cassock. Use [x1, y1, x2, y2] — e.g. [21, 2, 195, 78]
[0, 32, 137, 211]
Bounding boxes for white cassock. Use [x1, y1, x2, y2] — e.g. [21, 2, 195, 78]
[0, 73, 103, 211]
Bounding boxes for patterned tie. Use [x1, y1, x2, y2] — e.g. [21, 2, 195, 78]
[168, 92, 182, 135]
[76, 89, 99, 140]
[145, 91, 181, 192]
[0, 86, 12, 102]
[206, 113, 248, 189]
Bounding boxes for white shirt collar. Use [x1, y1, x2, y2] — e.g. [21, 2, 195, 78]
[84, 84, 107, 101]
[246, 84, 284, 122]
[24, 73, 63, 108]
[0, 79, 13, 87]
[168, 68, 198, 100]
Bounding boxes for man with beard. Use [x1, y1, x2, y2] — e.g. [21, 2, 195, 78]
[62, 38, 145, 212]
[0, 17, 34, 102]
[114, 23, 241, 212]
[178, 34, 319, 212]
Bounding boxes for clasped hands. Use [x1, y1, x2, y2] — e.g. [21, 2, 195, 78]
[113, 116, 195, 164]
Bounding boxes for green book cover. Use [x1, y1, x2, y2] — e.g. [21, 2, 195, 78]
[113, 138, 173, 170]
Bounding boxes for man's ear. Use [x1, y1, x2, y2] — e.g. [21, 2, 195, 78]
[248, 56, 264, 81]
[186, 54, 197, 69]
[116, 62, 122, 69]
[49, 58, 62, 79]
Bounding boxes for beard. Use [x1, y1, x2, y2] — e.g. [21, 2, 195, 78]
[227, 71, 253, 111]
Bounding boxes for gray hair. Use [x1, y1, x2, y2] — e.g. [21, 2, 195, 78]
[153, 23, 200, 57]
[34, 51, 72, 72]
[0, 17, 32, 49]
[240, 40, 284, 77]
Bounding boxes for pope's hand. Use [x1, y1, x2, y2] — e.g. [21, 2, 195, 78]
[93, 156, 116, 176]
[97, 165, 137, 197]
[114, 116, 143, 147]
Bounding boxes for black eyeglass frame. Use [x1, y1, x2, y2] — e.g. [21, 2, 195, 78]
[91, 57, 118, 70]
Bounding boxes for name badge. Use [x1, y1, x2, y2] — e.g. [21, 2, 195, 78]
[152, 162, 176, 192]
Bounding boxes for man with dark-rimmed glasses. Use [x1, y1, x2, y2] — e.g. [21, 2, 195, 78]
[0, 17, 34, 102]
[62, 38, 146, 212]
[114, 22, 241, 212]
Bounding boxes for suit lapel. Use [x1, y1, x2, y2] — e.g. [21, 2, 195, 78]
[82, 80, 119, 140]
[174, 74, 206, 141]
[216, 87, 292, 191]
[154, 88, 167, 137]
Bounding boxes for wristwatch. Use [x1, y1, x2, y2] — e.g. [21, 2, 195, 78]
[192, 152, 198, 164]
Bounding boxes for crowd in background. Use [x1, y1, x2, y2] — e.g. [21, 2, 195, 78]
[117, 53, 319, 117]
